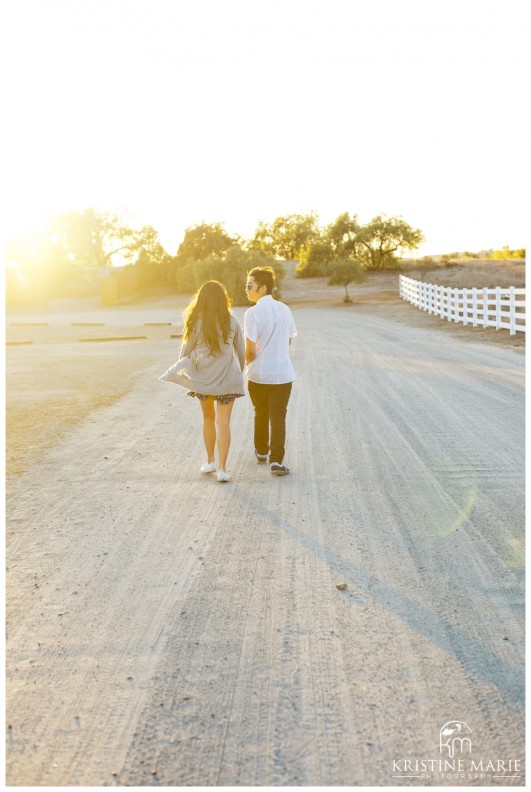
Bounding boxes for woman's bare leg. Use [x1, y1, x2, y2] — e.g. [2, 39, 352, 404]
[215, 400, 234, 471]
[199, 397, 216, 463]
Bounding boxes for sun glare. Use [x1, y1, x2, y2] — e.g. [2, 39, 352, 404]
[3, 0, 527, 260]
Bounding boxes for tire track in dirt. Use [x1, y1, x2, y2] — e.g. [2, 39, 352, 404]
[6, 313, 525, 786]
[294, 311, 524, 782]
[7, 353, 248, 785]
[117, 429, 368, 785]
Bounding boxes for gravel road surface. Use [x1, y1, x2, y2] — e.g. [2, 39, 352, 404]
[6, 304, 525, 786]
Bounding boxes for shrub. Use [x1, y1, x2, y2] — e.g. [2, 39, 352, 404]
[327, 259, 366, 302]
[296, 242, 331, 277]
[173, 247, 283, 305]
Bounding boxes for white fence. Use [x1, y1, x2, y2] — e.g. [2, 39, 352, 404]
[399, 276, 526, 335]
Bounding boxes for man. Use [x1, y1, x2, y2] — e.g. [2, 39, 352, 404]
[244, 266, 297, 476]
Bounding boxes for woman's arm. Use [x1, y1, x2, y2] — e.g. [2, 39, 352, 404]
[233, 318, 246, 370]
[179, 324, 197, 359]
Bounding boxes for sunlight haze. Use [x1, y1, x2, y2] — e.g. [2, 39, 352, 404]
[3, 0, 528, 256]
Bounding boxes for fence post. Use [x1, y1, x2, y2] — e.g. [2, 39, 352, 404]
[463, 288, 468, 326]
[472, 287, 478, 326]
[495, 286, 502, 330]
[509, 287, 516, 335]
[451, 287, 455, 321]
[483, 288, 488, 328]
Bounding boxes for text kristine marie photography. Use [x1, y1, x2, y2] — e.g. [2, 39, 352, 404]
[392, 721, 523, 784]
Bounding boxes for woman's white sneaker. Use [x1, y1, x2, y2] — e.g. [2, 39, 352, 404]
[200, 461, 216, 474]
[217, 470, 231, 483]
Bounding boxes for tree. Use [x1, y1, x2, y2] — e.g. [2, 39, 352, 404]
[296, 240, 332, 277]
[134, 225, 173, 286]
[48, 208, 147, 268]
[249, 212, 320, 260]
[174, 245, 284, 305]
[325, 212, 360, 259]
[49, 208, 102, 267]
[175, 222, 237, 266]
[356, 215, 424, 271]
[297, 212, 361, 277]
[246, 220, 277, 257]
[327, 259, 366, 302]
[220, 247, 284, 305]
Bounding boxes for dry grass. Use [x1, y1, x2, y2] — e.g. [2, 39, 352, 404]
[401, 258, 525, 288]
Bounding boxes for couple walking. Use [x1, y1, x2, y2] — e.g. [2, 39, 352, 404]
[163, 267, 297, 482]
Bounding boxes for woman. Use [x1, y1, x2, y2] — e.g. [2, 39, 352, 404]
[169, 280, 245, 482]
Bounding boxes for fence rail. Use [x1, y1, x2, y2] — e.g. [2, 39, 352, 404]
[399, 276, 526, 335]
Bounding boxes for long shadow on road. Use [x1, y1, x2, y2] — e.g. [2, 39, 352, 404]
[230, 483, 524, 707]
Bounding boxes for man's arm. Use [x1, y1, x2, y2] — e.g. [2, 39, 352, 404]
[245, 338, 256, 364]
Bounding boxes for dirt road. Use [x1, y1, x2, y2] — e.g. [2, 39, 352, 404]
[6, 300, 525, 786]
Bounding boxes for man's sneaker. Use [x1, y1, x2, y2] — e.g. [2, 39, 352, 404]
[255, 450, 269, 464]
[270, 462, 289, 476]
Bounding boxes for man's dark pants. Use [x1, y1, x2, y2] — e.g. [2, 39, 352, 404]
[248, 381, 293, 464]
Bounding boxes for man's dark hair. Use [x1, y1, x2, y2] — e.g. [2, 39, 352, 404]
[248, 266, 275, 295]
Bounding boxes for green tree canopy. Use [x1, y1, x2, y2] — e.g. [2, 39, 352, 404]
[325, 212, 360, 258]
[296, 240, 331, 277]
[175, 222, 237, 266]
[174, 246, 284, 305]
[356, 215, 424, 271]
[297, 213, 423, 276]
[246, 220, 277, 257]
[249, 212, 320, 260]
[134, 225, 174, 286]
[297, 212, 360, 277]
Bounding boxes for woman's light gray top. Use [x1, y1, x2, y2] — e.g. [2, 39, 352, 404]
[173, 314, 245, 396]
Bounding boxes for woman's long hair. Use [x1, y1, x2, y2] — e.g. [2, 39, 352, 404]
[183, 280, 232, 355]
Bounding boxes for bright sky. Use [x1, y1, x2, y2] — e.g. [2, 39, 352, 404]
[2, 0, 529, 256]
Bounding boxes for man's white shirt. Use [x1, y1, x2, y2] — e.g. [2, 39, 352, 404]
[244, 295, 297, 384]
